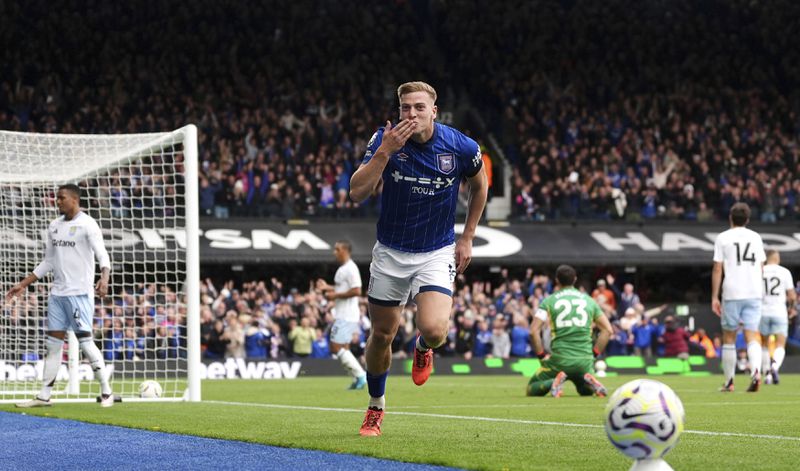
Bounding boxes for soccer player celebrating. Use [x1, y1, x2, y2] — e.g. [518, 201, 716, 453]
[6, 184, 114, 407]
[316, 240, 367, 390]
[526, 265, 613, 398]
[759, 249, 795, 385]
[350, 81, 488, 436]
[712, 202, 766, 392]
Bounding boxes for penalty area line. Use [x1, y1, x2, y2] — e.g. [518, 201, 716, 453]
[204, 400, 800, 442]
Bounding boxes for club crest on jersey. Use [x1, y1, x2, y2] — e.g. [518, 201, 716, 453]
[69, 226, 77, 237]
[436, 153, 455, 174]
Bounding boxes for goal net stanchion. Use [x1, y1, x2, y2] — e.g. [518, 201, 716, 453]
[0, 125, 200, 403]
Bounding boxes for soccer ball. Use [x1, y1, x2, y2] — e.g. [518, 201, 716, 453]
[605, 379, 684, 460]
[138, 380, 163, 399]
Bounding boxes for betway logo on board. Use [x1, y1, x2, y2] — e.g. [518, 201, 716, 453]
[201, 359, 301, 379]
[590, 231, 800, 252]
[0, 360, 302, 381]
[0, 361, 112, 381]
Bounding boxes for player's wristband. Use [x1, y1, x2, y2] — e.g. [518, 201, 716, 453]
[536, 351, 548, 360]
[592, 347, 601, 358]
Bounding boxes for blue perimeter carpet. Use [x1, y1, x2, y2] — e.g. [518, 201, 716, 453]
[0, 411, 462, 471]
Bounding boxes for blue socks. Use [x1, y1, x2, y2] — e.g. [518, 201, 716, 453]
[366, 370, 388, 398]
[417, 336, 431, 351]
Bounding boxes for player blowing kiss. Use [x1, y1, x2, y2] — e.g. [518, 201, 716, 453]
[349, 81, 488, 436]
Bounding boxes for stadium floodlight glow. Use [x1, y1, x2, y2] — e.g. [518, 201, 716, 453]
[0, 125, 201, 403]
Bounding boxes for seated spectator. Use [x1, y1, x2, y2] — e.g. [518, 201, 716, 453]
[631, 317, 654, 358]
[491, 316, 511, 359]
[103, 319, 125, 361]
[311, 328, 331, 358]
[617, 283, 641, 319]
[205, 320, 229, 359]
[244, 320, 269, 359]
[619, 307, 640, 333]
[224, 315, 245, 358]
[288, 317, 315, 357]
[510, 314, 531, 357]
[606, 323, 630, 356]
[689, 328, 717, 359]
[269, 323, 287, 359]
[473, 319, 493, 358]
[455, 310, 477, 360]
[592, 279, 617, 314]
[660, 316, 690, 359]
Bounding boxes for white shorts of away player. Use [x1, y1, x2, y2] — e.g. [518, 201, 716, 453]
[47, 294, 94, 333]
[330, 319, 361, 344]
[759, 312, 789, 337]
[367, 241, 456, 306]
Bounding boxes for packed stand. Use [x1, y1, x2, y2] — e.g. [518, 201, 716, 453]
[1, 282, 188, 361]
[434, 0, 800, 222]
[5, 270, 796, 364]
[0, 0, 442, 219]
[194, 270, 800, 364]
[5, 1, 800, 221]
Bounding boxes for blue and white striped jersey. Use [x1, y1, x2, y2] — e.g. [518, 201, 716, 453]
[362, 122, 482, 253]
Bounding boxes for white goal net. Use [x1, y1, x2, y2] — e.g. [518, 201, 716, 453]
[0, 125, 200, 403]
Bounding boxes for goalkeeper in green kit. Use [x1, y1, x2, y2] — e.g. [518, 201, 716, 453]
[526, 265, 613, 397]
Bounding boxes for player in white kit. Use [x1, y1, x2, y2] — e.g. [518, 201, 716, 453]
[759, 250, 795, 385]
[711, 202, 766, 393]
[317, 240, 367, 389]
[6, 184, 114, 407]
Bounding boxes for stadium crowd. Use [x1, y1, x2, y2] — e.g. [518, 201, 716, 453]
[2, 1, 800, 376]
[2, 282, 188, 362]
[4, 1, 800, 222]
[434, 1, 800, 222]
[1, 0, 441, 220]
[3, 267, 797, 366]
[189, 271, 800, 363]
[0, 270, 800, 370]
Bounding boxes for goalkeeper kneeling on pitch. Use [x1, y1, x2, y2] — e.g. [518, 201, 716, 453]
[526, 265, 613, 398]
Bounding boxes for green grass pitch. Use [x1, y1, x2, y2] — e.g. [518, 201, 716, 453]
[3, 375, 800, 470]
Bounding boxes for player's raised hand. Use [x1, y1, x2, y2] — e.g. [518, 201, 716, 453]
[455, 237, 473, 274]
[378, 120, 417, 154]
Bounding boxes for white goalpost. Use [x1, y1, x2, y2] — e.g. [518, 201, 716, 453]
[0, 125, 200, 403]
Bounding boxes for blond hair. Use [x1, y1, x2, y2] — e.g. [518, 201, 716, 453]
[397, 81, 437, 102]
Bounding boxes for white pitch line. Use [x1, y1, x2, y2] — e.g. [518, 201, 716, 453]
[203, 400, 800, 442]
[390, 400, 800, 410]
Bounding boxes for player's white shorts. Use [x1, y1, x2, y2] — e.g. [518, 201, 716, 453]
[47, 294, 93, 333]
[367, 241, 456, 306]
[721, 298, 761, 332]
[330, 319, 360, 344]
[759, 315, 789, 336]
